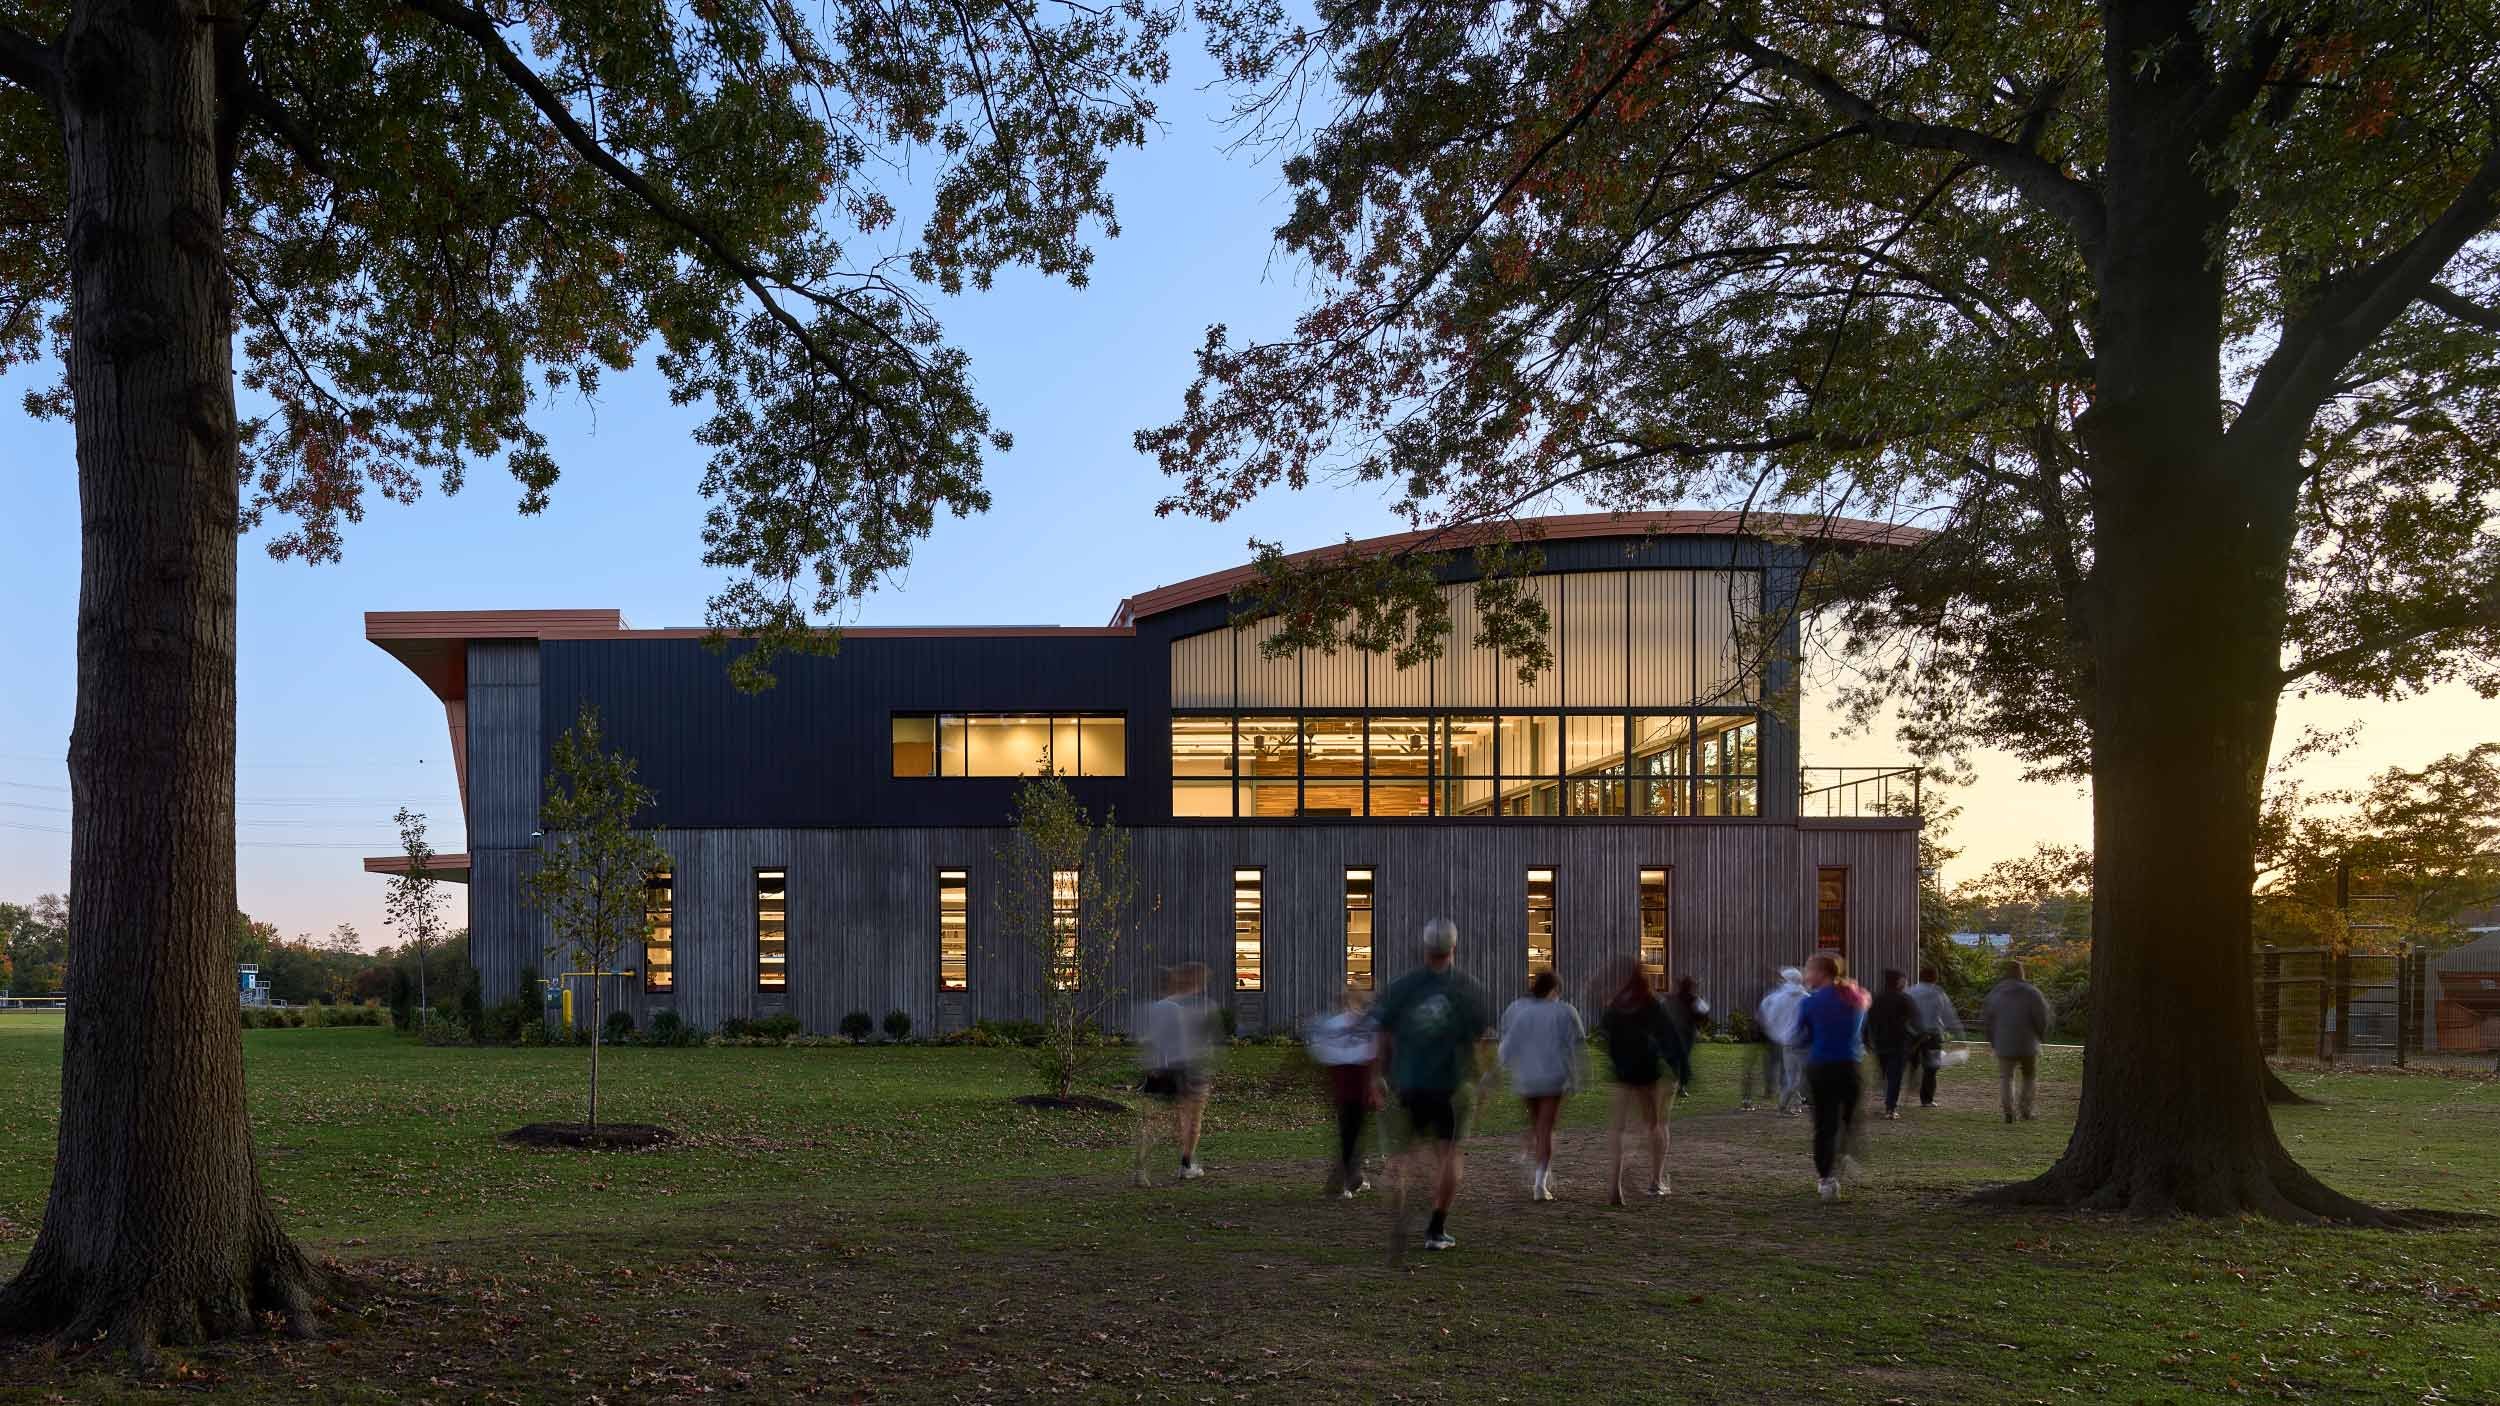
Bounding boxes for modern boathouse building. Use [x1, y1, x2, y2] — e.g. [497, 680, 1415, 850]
[364, 512, 1923, 1036]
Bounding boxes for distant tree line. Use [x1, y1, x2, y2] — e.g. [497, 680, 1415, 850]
[1, 894, 474, 1014]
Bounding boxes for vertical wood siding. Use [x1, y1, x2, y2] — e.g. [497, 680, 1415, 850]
[515, 819, 1916, 1039]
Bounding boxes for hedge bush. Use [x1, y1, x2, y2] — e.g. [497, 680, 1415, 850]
[882, 1009, 912, 1042]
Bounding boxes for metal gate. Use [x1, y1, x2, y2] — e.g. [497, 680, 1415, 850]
[2255, 945, 2499, 1067]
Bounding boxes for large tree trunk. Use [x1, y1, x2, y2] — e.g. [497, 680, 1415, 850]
[1981, 3, 2380, 1223]
[0, 0, 321, 1353]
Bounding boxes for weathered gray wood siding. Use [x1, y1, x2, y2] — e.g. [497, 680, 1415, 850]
[547, 819, 1915, 1039]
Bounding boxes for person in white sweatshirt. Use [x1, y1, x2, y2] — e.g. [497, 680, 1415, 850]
[1755, 967, 1810, 1115]
[1306, 988, 1380, 1196]
[1496, 969, 1586, 1202]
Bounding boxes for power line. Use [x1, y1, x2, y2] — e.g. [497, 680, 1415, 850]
[0, 819, 429, 851]
[2, 779, 459, 809]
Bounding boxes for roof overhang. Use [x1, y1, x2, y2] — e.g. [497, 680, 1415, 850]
[1108, 510, 1932, 626]
[363, 852, 471, 885]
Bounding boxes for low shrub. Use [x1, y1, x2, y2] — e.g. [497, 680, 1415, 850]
[602, 1010, 636, 1046]
[648, 1009, 700, 1047]
[518, 1017, 551, 1047]
[839, 1010, 874, 1044]
[970, 1018, 1046, 1048]
[418, 1009, 470, 1045]
[719, 1012, 804, 1041]
[882, 1009, 912, 1043]
[240, 1004, 385, 1030]
[457, 960, 485, 1040]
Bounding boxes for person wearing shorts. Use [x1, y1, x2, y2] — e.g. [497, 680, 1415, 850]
[1496, 968, 1584, 1202]
[1372, 918, 1491, 1255]
[1135, 962, 1216, 1186]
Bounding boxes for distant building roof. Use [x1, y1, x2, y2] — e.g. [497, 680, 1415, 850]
[1949, 932, 2012, 950]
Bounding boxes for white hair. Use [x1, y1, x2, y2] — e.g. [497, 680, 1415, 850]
[1421, 917, 1459, 955]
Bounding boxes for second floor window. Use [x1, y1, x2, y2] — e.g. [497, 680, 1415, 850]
[893, 714, 1126, 778]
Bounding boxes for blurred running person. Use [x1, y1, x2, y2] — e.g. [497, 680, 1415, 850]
[1866, 969, 1919, 1119]
[1738, 969, 1780, 1109]
[1756, 967, 1810, 1114]
[1598, 957, 1690, 1204]
[1793, 953, 1869, 1201]
[1905, 967, 1965, 1107]
[1374, 919, 1492, 1256]
[1496, 968, 1584, 1202]
[1134, 962, 1217, 1186]
[1308, 988, 1380, 1196]
[1982, 958, 2055, 1123]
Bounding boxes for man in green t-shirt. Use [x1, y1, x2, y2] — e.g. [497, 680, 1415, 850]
[1373, 917, 1491, 1256]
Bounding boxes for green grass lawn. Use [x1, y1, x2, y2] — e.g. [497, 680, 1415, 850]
[1, 1010, 2496, 1403]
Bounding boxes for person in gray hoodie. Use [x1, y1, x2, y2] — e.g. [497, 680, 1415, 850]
[1905, 966, 1964, 1108]
[1980, 959, 2054, 1123]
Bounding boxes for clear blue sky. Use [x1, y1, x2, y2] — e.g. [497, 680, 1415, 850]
[2, 45, 2488, 950]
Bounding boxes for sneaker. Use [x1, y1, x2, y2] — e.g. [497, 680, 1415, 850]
[1339, 1188, 1356, 1199]
[1647, 1177, 1671, 1197]
[1817, 1177, 1839, 1202]
[1739, 1099, 1757, 1111]
[1884, 1110, 1900, 1121]
[1133, 1170, 1152, 1188]
[1423, 1232, 1459, 1251]
[1537, 1179, 1556, 1203]
[1179, 1162, 1205, 1180]
[1349, 1178, 1373, 1195]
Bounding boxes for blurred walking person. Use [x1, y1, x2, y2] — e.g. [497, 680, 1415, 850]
[1905, 966, 1964, 1107]
[1308, 988, 1380, 1196]
[1598, 958, 1690, 1204]
[1134, 962, 1217, 1186]
[1866, 969, 1919, 1119]
[1982, 958, 2055, 1123]
[1374, 919, 1491, 1256]
[1755, 966, 1809, 1114]
[1793, 953, 1869, 1201]
[1496, 969, 1584, 1202]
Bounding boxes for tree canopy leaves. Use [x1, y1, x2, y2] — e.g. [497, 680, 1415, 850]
[0, 0, 1180, 671]
[1145, 0, 2500, 775]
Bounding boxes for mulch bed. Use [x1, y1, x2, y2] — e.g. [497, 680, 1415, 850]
[500, 1122, 678, 1150]
[1010, 1094, 1130, 1114]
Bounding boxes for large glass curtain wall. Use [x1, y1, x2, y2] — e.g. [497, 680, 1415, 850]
[1171, 713, 1755, 817]
[1168, 569, 1766, 819]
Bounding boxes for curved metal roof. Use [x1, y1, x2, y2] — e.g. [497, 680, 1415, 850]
[1109, 510, 1927, 625]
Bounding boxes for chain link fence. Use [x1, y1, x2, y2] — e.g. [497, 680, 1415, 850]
[2256, 943, 2500, 1069]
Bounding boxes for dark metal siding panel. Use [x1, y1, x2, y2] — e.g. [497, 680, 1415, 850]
[467, 642, 543, 849]
[538, 636, 1155, 829]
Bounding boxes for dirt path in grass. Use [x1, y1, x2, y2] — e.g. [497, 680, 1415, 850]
[0, 1076, 2071, 1404]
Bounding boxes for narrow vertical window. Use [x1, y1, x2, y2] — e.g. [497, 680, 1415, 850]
[1638, 868, 1670, 989]
[1526, 867, 1556, 979]
[1816, 867, 1848, 952]
[1233, 868, 1263, 991]
[1344, 868, 1375, 990]
[644, 869, 674, 994]
[756, 869, 787, 991]
[1051, 868, 1081, 990]
[938, 869, 969, 992]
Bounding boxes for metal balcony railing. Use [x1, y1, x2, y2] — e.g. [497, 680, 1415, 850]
[1799, 766, 1923, 818]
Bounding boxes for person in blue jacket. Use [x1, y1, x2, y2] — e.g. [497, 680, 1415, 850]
[1791, 952, 1870, 1201]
